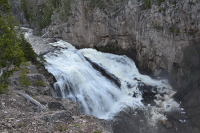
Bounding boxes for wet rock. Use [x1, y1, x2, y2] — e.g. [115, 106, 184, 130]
[138, 82, 157, 106]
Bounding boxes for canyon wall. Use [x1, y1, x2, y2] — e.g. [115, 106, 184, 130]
[10, 0, 200, 85]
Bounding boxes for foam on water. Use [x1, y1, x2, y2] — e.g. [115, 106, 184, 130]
[45, 48, 143, 119]
[22, 27, 179, 124]
[44, 41, 179, 123]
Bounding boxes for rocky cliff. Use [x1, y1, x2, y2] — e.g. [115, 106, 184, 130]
[10, 0, 200, 81]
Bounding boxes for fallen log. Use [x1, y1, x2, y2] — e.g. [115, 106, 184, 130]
[15, 91, 47, 111]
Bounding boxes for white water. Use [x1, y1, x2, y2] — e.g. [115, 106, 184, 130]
[23, 28, 179, 124]
[44, 40, 179, 122]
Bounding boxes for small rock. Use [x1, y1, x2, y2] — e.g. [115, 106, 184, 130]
[48, 102, 65, 110]
[162, 119, 173, 129]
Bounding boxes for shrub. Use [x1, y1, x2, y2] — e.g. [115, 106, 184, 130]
[158, 8, 166, 12]
[55, 124, 67, 132]
[0, 0, 37, 93]
[19, 63, 31, 87]
[169, 27, 175, 33]
[33, 80, 46, 86]
[188, 29, 198, 36]
[0, 70, 13, 94]
[145, 0, 151, 9]
[140, 0, 151, 10]
[20, 0, 72, 30]
[0, 16, 25, 67]
[20, 0, 30, 21]
[39, 5, 53, 29]
[0, 0, 11, 15]
[73, 124, 80, 127]
[154, 25, 163, 30]
[50, 0, 62, 8]
[18, 34, 37, 62]
[175, 30, 180, 35]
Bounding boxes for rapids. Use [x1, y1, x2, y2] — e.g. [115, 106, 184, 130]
[23, 27, 179, 125]
[44, 40, 179, 123]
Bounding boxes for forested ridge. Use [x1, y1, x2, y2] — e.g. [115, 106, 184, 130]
[0, 0, 36, 93]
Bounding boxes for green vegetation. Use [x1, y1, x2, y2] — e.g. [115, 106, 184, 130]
[145, 0, 151, 9]
[140, 0, 151, 10]
[169, 27, 175, 33]
[33, 80, 46, 87]
[20, 0, 30, 21]
[188, 29, 198, 36]
[191, 22, 195, 25]
[89, 0, 105, 9]
[94, 131, 101, 133]
[20, 0, 72, 31]
[73, 124, 80, 127]
[169, 27, 181, 35]
[19, 34, 37, 62]
[175, 29, 180, 35]
[158, 7, 166, 12]
[189, 2, 195, 5]
[0, 0, 11, 14]
[39, 5, 53, 29]
[49, 0, 62, 8]
[154, 25, 163, 30]
[62, 0, 72, 17]
[55, 124, 67, 132]
[0, 70, 14, 93]
[21, 0, 53, 30]
[0, 17, 24, 67]
[0, 0, 37, 93]
[19, 62, 31, 87]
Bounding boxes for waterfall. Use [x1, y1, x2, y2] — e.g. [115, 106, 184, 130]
[44, 40, 179, 122]
[23, 27, 179, 124]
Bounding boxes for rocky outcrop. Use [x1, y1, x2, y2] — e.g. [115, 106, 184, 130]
[0, 91, 113, 133]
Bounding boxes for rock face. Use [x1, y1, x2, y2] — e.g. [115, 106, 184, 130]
[11, 0, 200, 77]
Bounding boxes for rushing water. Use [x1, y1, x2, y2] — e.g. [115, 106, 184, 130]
[24, 27, 179, 125]
[44, 40, 179, 122]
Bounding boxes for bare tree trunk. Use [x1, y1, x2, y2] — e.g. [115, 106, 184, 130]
[15, 91, 48, 111]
